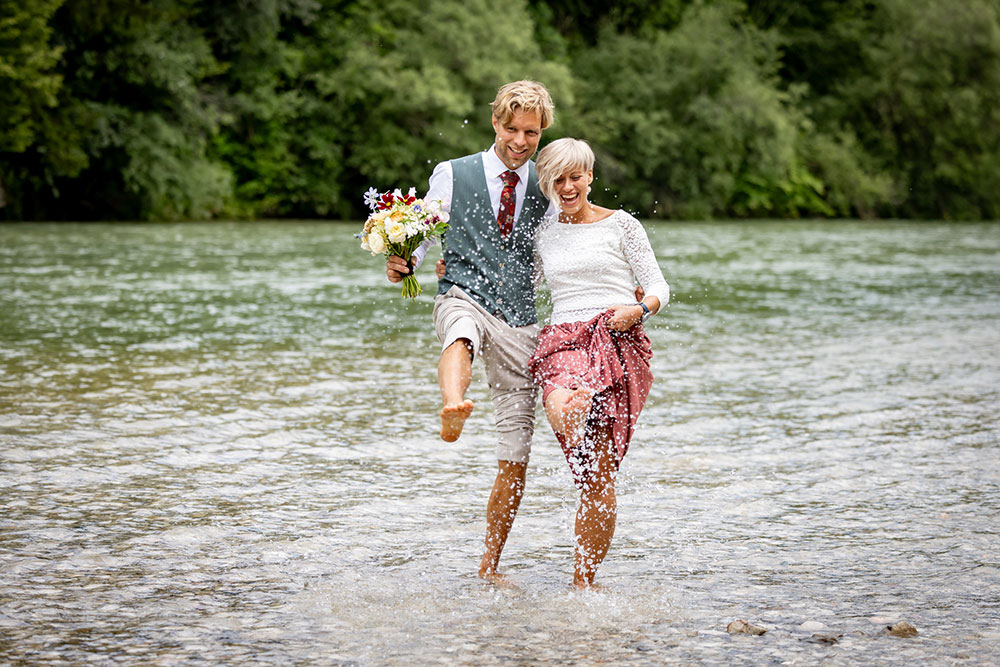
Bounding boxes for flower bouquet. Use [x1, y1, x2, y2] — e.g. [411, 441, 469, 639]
[359, 187, 449, 298]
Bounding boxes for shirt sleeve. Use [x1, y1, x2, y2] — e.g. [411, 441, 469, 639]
[617, 212, 670, 307]
[411, 161, 453, 270]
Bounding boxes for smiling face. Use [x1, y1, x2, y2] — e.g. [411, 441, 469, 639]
[492, 108, 543, 170]
[553, 167, 593, 215]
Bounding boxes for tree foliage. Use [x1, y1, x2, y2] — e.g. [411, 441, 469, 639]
[0, 0, 998, 220]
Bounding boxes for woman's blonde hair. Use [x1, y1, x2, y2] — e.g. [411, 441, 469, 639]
[491, 80, 555, 129]
[535, 138, 595, 203]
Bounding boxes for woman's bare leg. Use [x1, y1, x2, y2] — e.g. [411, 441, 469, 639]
[573, 424, 617, 589]
[543, 386, 594, 450]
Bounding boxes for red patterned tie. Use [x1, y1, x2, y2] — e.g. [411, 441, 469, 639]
[497, 170, 519, 237]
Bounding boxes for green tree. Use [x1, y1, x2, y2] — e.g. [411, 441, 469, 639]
[843, 0, 1000, 219]
[568, 2, 879, 218]
[3, 0, 233, 220]
[309, 0, 573, 218]
[0, 0, 67, 213]
[0, 0, 64, 153]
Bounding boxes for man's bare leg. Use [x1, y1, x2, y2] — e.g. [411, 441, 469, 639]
[439, 339, 474, 441]
[573, 425, 617, 589]
[478, 459, 527, 583]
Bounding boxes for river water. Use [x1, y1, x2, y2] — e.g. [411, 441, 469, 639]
[1, 220, 998, 665]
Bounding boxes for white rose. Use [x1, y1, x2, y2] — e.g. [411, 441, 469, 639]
[367, 231, 386, 254]
[386, 221, 407, 243]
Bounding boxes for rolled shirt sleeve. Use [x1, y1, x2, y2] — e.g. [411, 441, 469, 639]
[410, 161, 453, 270]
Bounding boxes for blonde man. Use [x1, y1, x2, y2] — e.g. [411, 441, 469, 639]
[386, 80, 556, 583]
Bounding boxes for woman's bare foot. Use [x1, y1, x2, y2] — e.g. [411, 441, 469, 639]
[440, 399, 474, 441]
[571, 578, 606, 591]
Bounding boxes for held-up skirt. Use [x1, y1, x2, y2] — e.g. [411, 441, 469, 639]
[528, 309, 653, 487]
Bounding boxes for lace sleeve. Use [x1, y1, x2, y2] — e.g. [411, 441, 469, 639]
[616, 211, 670, 307]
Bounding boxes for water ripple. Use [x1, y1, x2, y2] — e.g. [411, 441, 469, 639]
[1, 221, 999, 664]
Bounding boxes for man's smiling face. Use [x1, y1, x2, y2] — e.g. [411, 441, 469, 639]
[492, 108, 543, 170]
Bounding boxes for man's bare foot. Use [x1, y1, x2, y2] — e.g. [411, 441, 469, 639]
[440, 399, 474, 441]
[480, 571, 519, 588]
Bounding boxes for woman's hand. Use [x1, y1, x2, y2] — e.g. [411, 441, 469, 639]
[435, 259, 446, 280]
[607, 304, 644, 332]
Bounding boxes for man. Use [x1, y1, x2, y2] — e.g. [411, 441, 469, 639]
[386, 80, 555, 583]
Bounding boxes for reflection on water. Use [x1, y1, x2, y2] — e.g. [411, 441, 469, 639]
[1, 220, 999, 664]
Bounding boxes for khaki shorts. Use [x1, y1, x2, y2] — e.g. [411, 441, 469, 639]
[433, 286, 539, 463]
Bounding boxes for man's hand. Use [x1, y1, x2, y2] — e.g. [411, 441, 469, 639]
[607, 304, 644, 332]
[634, 285, 645, 302]
[386, 255, 410, 283]
[435, 259, 446, 280]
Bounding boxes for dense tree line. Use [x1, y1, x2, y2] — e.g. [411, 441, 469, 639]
[1, 0, 998, 221]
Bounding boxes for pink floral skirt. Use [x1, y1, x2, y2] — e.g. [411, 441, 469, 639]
[528, 310, 653, 487]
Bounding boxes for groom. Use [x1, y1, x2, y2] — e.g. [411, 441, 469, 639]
[386, 80, 555, 582]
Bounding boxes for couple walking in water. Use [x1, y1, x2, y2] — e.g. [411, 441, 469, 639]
[384, 80, 669, 589]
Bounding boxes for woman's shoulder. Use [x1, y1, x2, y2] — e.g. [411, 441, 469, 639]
[535, 212, 560, 237]
[609, 208, 639, 222]
[608, 208, 647, 231]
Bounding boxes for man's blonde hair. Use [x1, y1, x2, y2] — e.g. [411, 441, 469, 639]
[491, 80, 555, 129]
[535, 138, 595, 203]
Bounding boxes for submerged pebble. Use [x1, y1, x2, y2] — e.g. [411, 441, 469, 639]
[885, 621, 919, 638]
[726, 620, 767, 636]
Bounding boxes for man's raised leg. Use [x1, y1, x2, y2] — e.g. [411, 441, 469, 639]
[439, 339, 475, 441]
[479, 459, 527, 583]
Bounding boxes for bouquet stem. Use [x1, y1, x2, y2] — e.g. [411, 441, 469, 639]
[401, 274, 422, 298]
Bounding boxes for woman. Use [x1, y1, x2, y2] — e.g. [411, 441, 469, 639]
[530, 137, 669, 589]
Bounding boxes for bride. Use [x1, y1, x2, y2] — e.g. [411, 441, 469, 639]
[529, 137, 669, 588]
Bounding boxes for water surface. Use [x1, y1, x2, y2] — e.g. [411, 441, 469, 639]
[1, 220, 998, 664]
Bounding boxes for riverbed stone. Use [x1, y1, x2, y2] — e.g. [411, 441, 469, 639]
[799, 620, 825, 632]
[726, 620, 767, 636]
[885, 621, 918, 638]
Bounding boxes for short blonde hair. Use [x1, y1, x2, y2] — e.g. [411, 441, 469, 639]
[491, 80, 555, 129]
[535, 138, 595, 203]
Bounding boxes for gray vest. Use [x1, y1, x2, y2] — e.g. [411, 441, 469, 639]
[437, 153, 549, 326]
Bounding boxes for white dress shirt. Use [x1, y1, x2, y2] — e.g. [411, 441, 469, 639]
[411, 145, 556, 268]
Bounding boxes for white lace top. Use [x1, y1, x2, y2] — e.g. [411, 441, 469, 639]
[534, 209, 670, 325]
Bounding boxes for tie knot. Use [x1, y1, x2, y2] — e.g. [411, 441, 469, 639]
[500, 170, 519, 187]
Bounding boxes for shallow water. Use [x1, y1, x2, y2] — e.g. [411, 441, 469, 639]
[1, 220, 999, 665]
